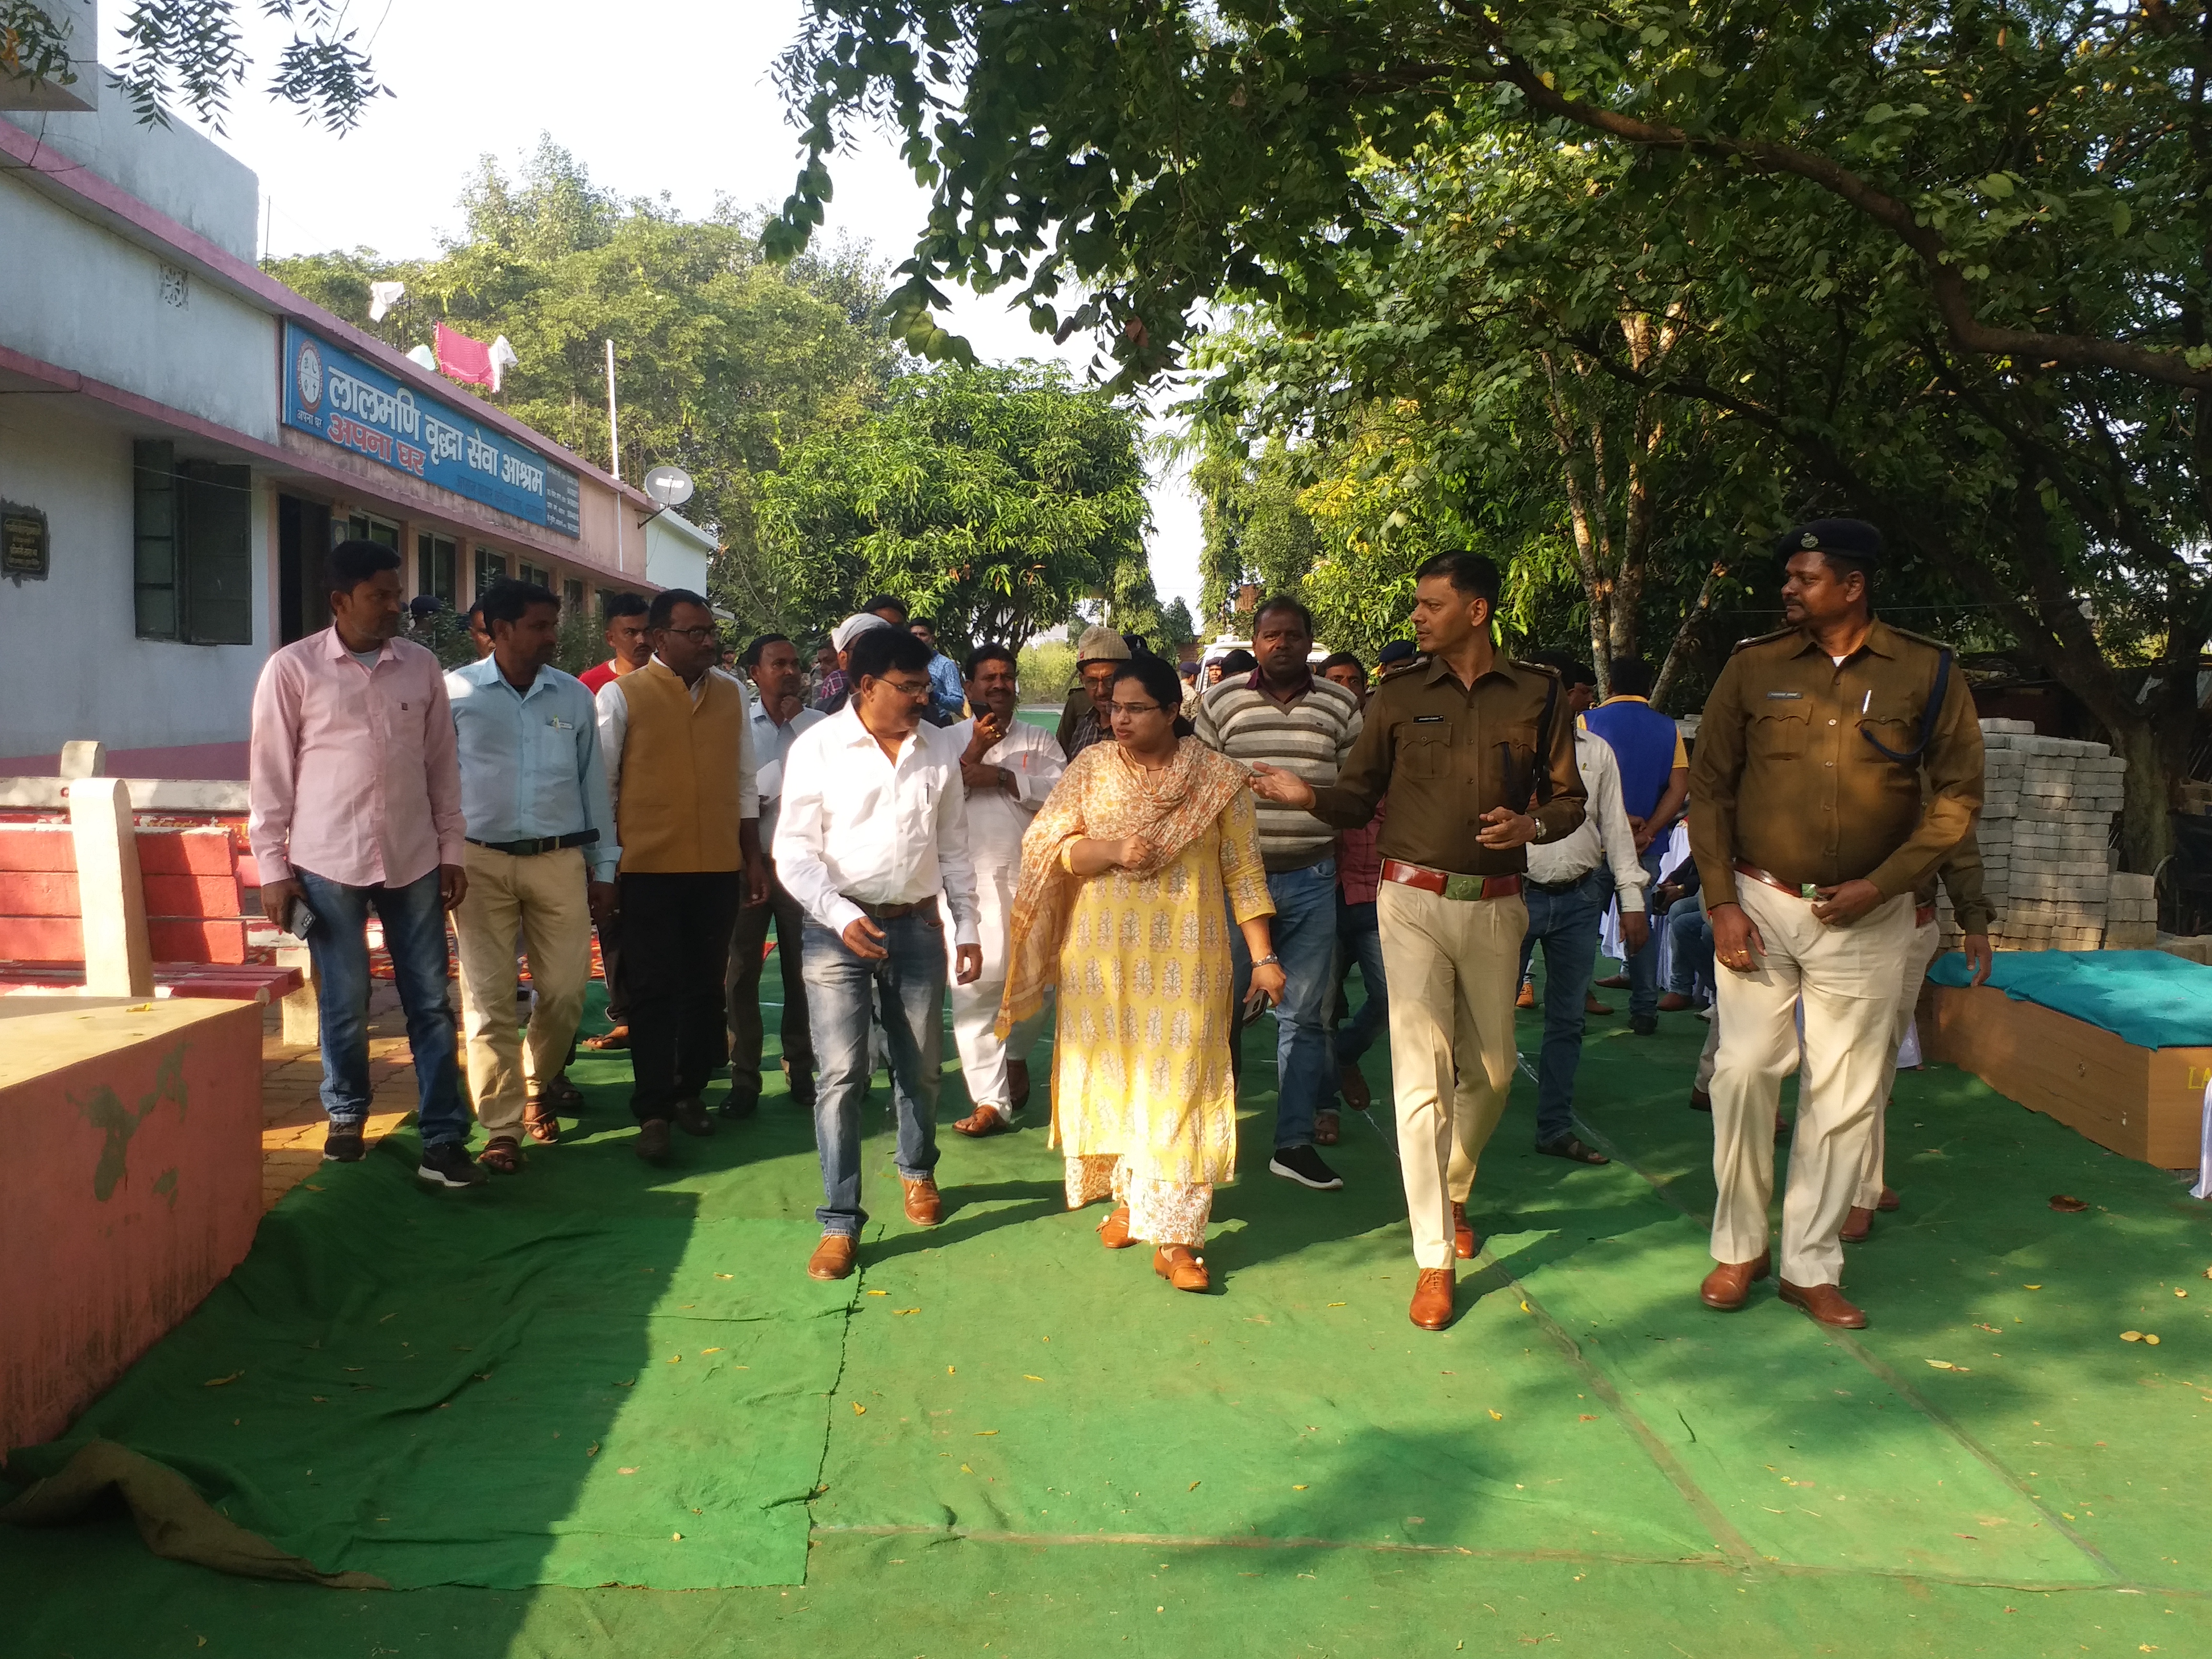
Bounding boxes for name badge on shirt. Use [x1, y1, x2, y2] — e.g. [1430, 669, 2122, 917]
[1412, 714, 1445, 723]
[1764, 691, 1803, 700]
[548, 717, 574, 731]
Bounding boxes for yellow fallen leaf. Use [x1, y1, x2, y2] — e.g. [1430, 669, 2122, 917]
[672, 1532, 683, 1541]
[975, 1430, 998, 1436]
[893, 1308, 921, 1316]
[1189, 1480, 1201, 1491]
[1292, 1484, 1309, 1491]
[865, 1289, 889, 1296]
[1519, 1301, 1530, 1312]
[852, 1403, 866, 1415]
[1926, 1360, 1956, 1370]
[1023, 1374, 1044, 1382]
[947, 1366, 956, 1375]
[1488, 1409, 1503, 1421]
[2177, 1288, 2190, 1298]
[587, 1443, 599, 1456]
[128, 1003, 154, 1012]
[714, 1273, 733, 1280]
[1327, 1301, 1346, 1308]
[203, 1372, 242, 1388]
[2145, 1334, 2162, 1346]
[618, 1467, 638, 1475]
[311, 1395, 328, 1402]
[701, 1347, 722, 1355]
[2024, 1285, 2042, 1290]
[667, 1355, 681, 1364]
[2122, 1331, 2144, 1342]
[960, 1463, 974, 1474]
[304, 1183, 325, 1192]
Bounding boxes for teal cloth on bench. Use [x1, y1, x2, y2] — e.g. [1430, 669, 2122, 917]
[1927, 949, 2212, 1051]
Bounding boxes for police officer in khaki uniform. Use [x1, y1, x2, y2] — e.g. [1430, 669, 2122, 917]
[1250, 553, 1587, 1333]
[1689, 519, 1983, 1329]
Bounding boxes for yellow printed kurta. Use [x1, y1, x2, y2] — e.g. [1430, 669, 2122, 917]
[1051, 788, 1274, 1188]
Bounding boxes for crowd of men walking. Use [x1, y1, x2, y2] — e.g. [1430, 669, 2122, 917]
[249, 518, 1984, 1333]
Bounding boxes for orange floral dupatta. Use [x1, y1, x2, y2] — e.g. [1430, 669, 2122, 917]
[994, 736, 1250, 1039]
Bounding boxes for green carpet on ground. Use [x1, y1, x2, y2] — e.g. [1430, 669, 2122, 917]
[8, 949, 2212, 1657]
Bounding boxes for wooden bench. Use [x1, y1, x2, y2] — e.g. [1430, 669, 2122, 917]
[0, 789, 301, 1004]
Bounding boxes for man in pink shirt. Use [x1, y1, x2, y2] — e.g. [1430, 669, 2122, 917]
[250, 540, 482, 1190]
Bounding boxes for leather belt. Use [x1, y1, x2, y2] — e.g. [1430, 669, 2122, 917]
[1526, 866, 1603, 895]
[1915, 902, 1938, 927]
[1381, 859, 1522, 902]
[1732, 860, 1816, 900]
[849, 894, 939, 922]
[467, 830, 599, 857]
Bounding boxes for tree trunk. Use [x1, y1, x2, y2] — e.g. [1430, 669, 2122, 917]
[1539, 353, 1612, 690]
[1650, 561, 1725, 714]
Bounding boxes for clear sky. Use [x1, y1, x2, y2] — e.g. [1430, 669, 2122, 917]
[111, 0, 1203, 614]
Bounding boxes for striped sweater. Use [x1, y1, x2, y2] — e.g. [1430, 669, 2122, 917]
[1194, 673, 1364, 868]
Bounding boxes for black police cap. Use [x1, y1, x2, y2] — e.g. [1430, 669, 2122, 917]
[1774, 518, 1882, 565]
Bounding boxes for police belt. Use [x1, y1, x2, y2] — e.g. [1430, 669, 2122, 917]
[1381, 859, 1522, 902]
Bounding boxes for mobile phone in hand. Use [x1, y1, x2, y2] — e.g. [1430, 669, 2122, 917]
[286, 897, 318, 939]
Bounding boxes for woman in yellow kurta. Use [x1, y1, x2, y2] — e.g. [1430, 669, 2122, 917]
[998, 656, 1283, 1292]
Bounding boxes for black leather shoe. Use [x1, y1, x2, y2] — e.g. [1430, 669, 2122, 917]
[1630, 1014, 1659, 1036]
[674, 1098, 718, 1137]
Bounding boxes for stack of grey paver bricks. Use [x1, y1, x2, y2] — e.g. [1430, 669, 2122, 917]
[1937, 717, 2126, 950]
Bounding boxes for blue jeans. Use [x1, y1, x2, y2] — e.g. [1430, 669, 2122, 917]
[294, 866, 469, 1150]
[1230, 858, 1339, 1151]
[1333, 895, 1388, 1068]
[1515, 867, 1610, 1147]
[1668, 905, 1714, 1000]
[1624, 842, 1670, 1018]
[802, 911, 946, 1236]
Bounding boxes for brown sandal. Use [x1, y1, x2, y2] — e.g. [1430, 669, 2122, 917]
[1315, 1109, 1340, 1146]
[1096, 1205, 1133, 1249]
[1153, 1245, 1208, 1292]
[477, 1135, 524, 1174]
[522, 1105, 561, 1145]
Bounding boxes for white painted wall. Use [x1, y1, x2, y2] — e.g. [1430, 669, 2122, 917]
[0, 176, 276, 441]
[0, 409, 268, 756]
[644, 511, 714, 596]
[7, 71, 260, 259]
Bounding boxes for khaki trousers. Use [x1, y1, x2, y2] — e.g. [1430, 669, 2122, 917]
[945, 864, 1046, 1115]
[1710, 881, 1914, 1286]
[1378, 881, 1526, 1271]
[454, 843, 593, 1141]
[1855, 918, 1942, 1209]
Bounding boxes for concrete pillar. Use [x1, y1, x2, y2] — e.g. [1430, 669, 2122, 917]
[67, 777, 155, 999]
[276, 940, 320, 1045]
[58, 740, 106, 779]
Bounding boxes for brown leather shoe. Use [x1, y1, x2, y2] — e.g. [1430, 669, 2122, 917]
[1007, 1058, 1032, 1115]
[1584, 992, 1613, 1016]
[950, 1106, 1010, 1137]
[1656, 992, 1699, 1013]
[1595, 973, 1632, 990]
[1154, 1245, 1209, 1292]
[1515, 981, 1537, 1010]
[1779, 1279, 1868, 1329]
[807, 1233, 857, 1281]
[1452, 1202, 1477, 1261]
[1876, 1186, 1900, 1213]
[1840, 1204, 1874, 1243]
[673, 1097, 718, 1138]
[1096, 1205, 1133, 1249]
[1689, 1087, 1711, 1113]
[635, 1118, 672, 1164]
[1699, 1250, 1772, 1310]
[1409, 1267, 1454, 1331]
[1337, 1063, 1371, 1112]
[902, 1176, 941, 1226]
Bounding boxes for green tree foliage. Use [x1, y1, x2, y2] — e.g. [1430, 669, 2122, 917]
[753, 362, 1151, 655]
[266, 139, 904, 633]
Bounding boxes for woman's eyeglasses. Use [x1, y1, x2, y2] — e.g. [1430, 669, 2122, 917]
[1109, 701, 1163, 717]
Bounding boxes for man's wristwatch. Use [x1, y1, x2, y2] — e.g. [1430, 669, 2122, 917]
[1255, 953, 1282, 968]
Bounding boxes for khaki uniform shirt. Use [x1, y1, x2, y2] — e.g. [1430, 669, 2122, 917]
[1309, 655, 1587, 875]
[1689, 618, 1983, 907]
[1920, 826, 1996, 936]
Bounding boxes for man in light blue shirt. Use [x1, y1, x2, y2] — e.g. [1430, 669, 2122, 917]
[446, 578, 618, 1169]
[909, 617, 967, 726]
[727, 632, 828, 1114]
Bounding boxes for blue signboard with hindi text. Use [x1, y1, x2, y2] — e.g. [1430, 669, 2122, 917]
[280, 323, 580, 538]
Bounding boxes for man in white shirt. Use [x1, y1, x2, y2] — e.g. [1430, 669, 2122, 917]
[727, 633, 827, 1116]
[944, 643, 1067, 1137]
[1517, 656, 1649, 1167]
[776, 626, 983, 1281]
[592, 589, 763, 1165]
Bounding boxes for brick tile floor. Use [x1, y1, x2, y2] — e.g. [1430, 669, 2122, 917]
[259, 982, 424, 1212]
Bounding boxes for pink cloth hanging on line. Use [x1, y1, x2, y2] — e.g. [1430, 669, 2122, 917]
[434, 322, 494, 388]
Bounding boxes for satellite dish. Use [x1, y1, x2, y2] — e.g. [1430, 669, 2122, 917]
[642, 464, 695, 508]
